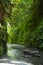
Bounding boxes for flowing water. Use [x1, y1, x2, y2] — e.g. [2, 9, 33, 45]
[7, 44, 43, 65]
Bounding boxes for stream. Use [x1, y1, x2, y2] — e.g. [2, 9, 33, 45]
[0, 44, 43, 65]
[7, 44, 43, 65]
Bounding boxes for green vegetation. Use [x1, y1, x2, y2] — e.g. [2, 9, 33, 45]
[0, 0, 43, 56]
[7, 0, 43, 49]
[0, 0, 7, 55]
[0, 23, 7, 55]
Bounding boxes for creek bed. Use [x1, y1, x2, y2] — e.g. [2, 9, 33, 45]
[7, 44, 43, 65]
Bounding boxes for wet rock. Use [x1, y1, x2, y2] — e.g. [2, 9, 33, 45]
[22, 48, 40, 57]
[32, 50, 40, 54]
[34, 54, 40, 57]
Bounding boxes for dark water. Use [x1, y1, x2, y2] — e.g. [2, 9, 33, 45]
[7, 44, 43, 65]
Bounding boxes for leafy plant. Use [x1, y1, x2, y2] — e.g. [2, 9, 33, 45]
[0, 46, 3, 56]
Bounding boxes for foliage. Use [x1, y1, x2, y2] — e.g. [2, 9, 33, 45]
[0, 0, 8, 55]
[0, 45, 3, 56]
[6, 0, 43, 49]
[0, 23, 7, 55]
[0, 0, 43, 50]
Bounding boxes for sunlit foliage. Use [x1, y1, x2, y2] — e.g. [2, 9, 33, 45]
[0, 0, 43, 54]
[6, 0, 43, 49]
